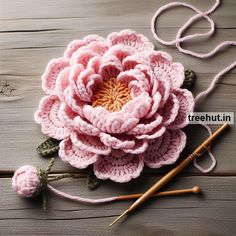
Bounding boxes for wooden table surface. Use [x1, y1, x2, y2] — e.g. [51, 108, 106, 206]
[0, 0, 235, 235]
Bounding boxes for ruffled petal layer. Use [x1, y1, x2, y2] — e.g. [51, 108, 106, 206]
[59, 138, 98, 169]
[42, 58, 70, 94]
[148, 51, 185, 88]
[107, 30, 154, 53]
[94, 150, 144, 183]
[35, 95, 70, 140]
[168, 89, 194, 129]
[64, 35, 105, 58]
[71, 131, 111, 155]
[144, 129, 186, 168]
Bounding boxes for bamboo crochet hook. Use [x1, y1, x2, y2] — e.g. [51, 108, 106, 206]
[109, 123, 229, 227]
[116, 186, 201, 201]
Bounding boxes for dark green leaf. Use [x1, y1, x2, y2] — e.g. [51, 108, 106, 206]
[37, 138, 60, 157]
[183, 69, 197, 90]
[87, 168, 101, 190]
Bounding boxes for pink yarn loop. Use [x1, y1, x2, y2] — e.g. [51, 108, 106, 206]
[151, 0, 235, 173]
[47, 185, 117, 204]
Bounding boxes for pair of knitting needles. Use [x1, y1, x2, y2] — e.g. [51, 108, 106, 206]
[109, 123, 229, 227]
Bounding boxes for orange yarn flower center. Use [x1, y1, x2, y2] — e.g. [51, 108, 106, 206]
[92, 78, 132, 112]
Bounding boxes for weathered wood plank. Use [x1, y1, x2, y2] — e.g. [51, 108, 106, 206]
[0, 176, 236, 235]
[1, 28, 236, 53]
[0, 0, 235, 29]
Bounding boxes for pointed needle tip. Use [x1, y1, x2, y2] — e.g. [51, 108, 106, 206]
[109, 209, 130, 227]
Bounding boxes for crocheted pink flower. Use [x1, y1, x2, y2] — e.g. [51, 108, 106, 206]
[12, 165, 40, 197]
[35, 30, 194, 183]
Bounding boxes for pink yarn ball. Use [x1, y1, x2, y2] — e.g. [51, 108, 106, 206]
[12, 165, 41, 198]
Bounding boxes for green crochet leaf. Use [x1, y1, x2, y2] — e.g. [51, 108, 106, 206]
[87, 168, 101, 191]
[183, 69, 197, 90]
[37, 138, 60, 157]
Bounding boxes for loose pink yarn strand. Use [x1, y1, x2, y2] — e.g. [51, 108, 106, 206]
[47, 184, 117, 204]
[151, 0, 235, 173]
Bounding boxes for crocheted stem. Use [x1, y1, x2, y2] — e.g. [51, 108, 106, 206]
[42, 190, 47, 211]
[47, 173, 76, 182]
[45, 158, 55, 175]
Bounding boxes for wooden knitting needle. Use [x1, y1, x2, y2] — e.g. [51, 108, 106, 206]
[116, 186, 201, 201]
[109, 123, 229, 227]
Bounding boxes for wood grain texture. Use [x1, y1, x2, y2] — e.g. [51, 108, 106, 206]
[0, 0, 235, 235]
[1, 176, 236, 236]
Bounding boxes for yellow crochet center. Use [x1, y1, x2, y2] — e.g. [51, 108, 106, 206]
[92, 78, 132, 112]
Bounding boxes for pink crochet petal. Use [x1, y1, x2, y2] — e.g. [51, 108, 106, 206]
[42, 58, 70, 94]
[104, 113, 139, 134]
[59, 138, 98, 169]
[76, 68, 98, 102]
[83, 106, 109, 132]
[68, 64, 85, 97]
[99, 133, 135, 149]
[169, 62, 185, 88]
[128, 113, 163, 136]
[69, 65, 102, 105]
[159, 93, 180, 126]
[122, 54, 146, 70]
[168, 89, 194, 129]
[55, 67, 71, 102]
[86, 73, 103, 95]
[135, 64, 157, 96]
[63, 87, 84, 117]
[71, 131, 111, 155]
[135, 125, 166, 140]
[85, 41, 109, 56]
[146, 92, 162, 118]
[157, 76, 171, 108]
[107, 30, 154, 53]
[93, 150, 144, 183]
[70, 50, 97, 67]
[103, 44, 134, 62]
[148, 50, 173, 66]
[64, 35, 105, 58]
[122, 93, 152, 119]
[117, 69, 150, 96]
[123, 139, 148, 154]
[83, 105, 139, 134]
[34, 95, 70, 140]
[144, 129, 186, 168]
[74, 115, 100, 136]
[87, 56, 102, 73]
[148, 51, 184, 88]
[99, 55, 123, 80]
[58, 103, 77, 130]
